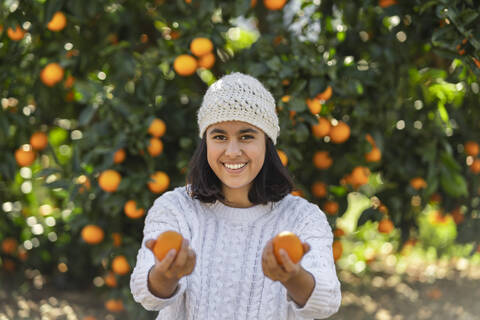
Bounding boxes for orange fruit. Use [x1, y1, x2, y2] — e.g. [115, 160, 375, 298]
[313, 151, 332, 169]
[333, 228, 345, 238]
[104, 272, 117, 288]
[113, 149, 126, 164]
[147, 138, 164, 157]
[251, 0, 257, 7]
[112, 232, 122, 247]
[410, 177, 427, 190]
[148, 118, 166, 137]
[198, 52, 216, 69]
[83, 316, 97, 320]
[98, 170, 121, 192]
[153, 230, 183, 261]
[291, 190, 304, 197]
[365, 146, 381, 162]
[322, 200, 339, 215]
[312, 117, 331, 138]
[40, 63, 64, 87]
[378, 218, 394, 234]
[124, 200, 145, 219]
[77, 176, 91, 194]
[15, 146, 36, 167]
[3, 259, 15, 272]
[451, 207, 464, 225]
[473, 58, 480, 69]
[281, 95, 290, 103]
[148, 171, 170, 194]
[311, 181, 327, 198]
[464, 141, 479, 156]
[272, 231, 304, 265]
[104, 299, 124, 312]
[332, 240, 343, 262]
[379, 0, 397, 8]
[173, 54, 197, 76]
[81, 225, 105, 245]
[190, 37, 213, 57]
[329, 121, 350, 144]
[348, 166, 370, 187]
[365, 133, 376, 146]
[30, 132, 48, 150]
[429, 193, 442, 204]
[112, 255, 130, 275]
[1, 237, 18, 254]
[306, 98, 322, 115]
[470, 158, 480, 174]
[64, 75, 75, 89]
[7, 25, 25, 41]
[263, 0, 287, 10]
[277, 149, 288, 166]
[315, 86, 332, 101]
[47, 11, 67, 31]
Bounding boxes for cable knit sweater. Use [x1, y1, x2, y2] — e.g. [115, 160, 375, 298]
[130, 186, 341, 319]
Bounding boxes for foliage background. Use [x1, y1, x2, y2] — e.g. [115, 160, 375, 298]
[1, 0, 479, 318]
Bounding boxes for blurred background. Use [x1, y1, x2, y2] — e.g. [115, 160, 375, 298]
[1, 0, 479, 319]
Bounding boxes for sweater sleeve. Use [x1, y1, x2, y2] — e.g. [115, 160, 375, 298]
[288, 201, 342, 319]
[129, 193, 188, 312]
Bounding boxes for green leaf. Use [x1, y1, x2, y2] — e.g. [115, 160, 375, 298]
[78, 106, 97, 126]
[289, 97, 307, 112]
[294, 123, 309, 143]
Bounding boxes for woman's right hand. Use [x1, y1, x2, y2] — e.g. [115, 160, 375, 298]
[145, 238, 196, 298]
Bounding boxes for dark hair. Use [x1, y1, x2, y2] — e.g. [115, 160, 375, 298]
[186, 133, 295, 205]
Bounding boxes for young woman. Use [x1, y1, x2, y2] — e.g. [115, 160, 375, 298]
[130, 73, 341, 319]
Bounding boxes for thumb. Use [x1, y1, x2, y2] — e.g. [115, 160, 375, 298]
[145, 239, 156, 250]
[303, 242, 311, 254]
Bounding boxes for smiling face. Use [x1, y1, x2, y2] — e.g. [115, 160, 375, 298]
[206, 121, 267, 206]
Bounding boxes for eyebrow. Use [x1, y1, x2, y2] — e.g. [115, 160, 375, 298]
[209, 128, 259, 135]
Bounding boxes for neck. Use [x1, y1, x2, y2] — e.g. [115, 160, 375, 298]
[222, 185, 253, 208]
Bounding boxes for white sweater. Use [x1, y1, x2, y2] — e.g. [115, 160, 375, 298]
[130, 186, 341, 319]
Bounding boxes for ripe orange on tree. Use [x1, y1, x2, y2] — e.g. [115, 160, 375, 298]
[272, 231, 304, 265]
[365, 146, 381, 162]
[313, 151, 332, 169]
[47, 11, 67, 31]
[378, 218, 394, 234]
[15, 146, 36, 167]
[147, 137, 164, 157]
[190, 37, 213, 57]
[263, 0, 287, 11]
[148, 171, 170, 194]
[451, 207, 464, 225]
[124, 200, 145, 219]
[315, 86, 332, 101]
[410, 177, 427, 190]
[112, 255, 130, 275]
[332, 240, 343, 262]
[333, 228, 345, 238]
[153, 230, 183, 261]
[379, 0, 397, 8]
[7, 25, 25, 41]
[104, 299, 124, 312]
[1, 237, 18, 254]
[81, 225, 105, 245]
[148, 118, 166, 137]
[311, 181, 327, 198]
[322, 200, 339, 215]
[329, 121, 350, 144]
[291, 189, 304, 197]
[464, 141, 479, 156]
[312, 117, 331, 138]
[40, 63, 64, 87]
[113, 148, 126, 164]
[198, 52, 215, 69]
[98, 170, 121, 192]
[104, 271, 117, 288]
[470, 158, 480, 174]
[306, 98, 321, 115]
[346, 166, 370, 188]
[173, 54, 197, 76]
[30, 132, 48, 150]
[277, 149, 288, 166]
[112, 232, 122, 247]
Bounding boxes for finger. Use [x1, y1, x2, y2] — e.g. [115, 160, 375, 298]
[279, 249, 297, 273]
[173, 239, 189, 268]
[157, 249, 177, 272]
[302, 242, 311, 254]
[266, 241, 280, 267]
[145, 239, 156, 250]
[185, 249, 196, 275]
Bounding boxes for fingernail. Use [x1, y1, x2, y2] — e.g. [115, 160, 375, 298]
[169, 249, 176, 257]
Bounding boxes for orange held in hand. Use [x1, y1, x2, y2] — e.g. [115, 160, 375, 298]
[272, 231, 304, 265]
[153, 230, 183, 261]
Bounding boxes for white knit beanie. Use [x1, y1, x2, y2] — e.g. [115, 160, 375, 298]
[197, 72, 280, 144]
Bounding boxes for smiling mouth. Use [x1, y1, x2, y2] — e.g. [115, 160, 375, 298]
[223, 162, 248, 170]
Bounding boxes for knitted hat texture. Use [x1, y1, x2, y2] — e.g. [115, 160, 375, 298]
[197, 72, 280, 144]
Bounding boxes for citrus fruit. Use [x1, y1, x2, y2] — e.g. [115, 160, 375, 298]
[311, 181, 327, 198]
[112, 255, 130, 275]
[365, 146, 381, 162]
[7, 25, 25, 41]
[312, 117, 331, 138]
[173, 54, 197, 76]
[98, 170, 121, 192]
[104, 299, 124, 312]
[332, 240, 343, 261]
[190, 37, 213, 57]
[153, 230, 183, 261]
[272, 231, 304, 265]
[148, 118, 166, 137]
[316, 86, 332, 101]
[40, 63, 64, 87]
[264, 0, 287, 10]
[104, 272, 117, 288]
[329, 121, 350, 143]
[378, 218, 394, 234]
[410, 177, 427, 190]
[306, 98, 321, 115]
[30, 132, 48, 150]
[147, 138, 164, 157]
[313, 151, 332, 169]
[124, 200, 145, 219]
[113, 149, 126, 164]
[1, 238, 18, 254]
[15, 146, 36, 167]
[81, 225, 105, 245]
[277, 149, 288, 166]
[198, 52, 215, 69]
[322, 200, 339, 215]
[464, 141, 479, 156]
[47, 11, 67, 31]
[148, 171, 170, 194]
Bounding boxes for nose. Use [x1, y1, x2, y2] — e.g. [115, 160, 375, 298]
[225, 139, 242, 157]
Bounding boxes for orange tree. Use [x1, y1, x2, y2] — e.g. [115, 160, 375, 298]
[1, 0, 480, 317]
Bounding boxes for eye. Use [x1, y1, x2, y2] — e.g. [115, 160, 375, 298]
[213, 135, 226, 140]
[241, 135, 254, 140]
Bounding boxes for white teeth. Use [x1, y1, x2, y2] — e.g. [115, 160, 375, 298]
[224, 163, 247, 170]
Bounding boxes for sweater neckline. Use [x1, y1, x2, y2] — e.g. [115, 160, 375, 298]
[206, 200, 274, 224]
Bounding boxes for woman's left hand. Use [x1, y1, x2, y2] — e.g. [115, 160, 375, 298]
[261, 239, 311, 283]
